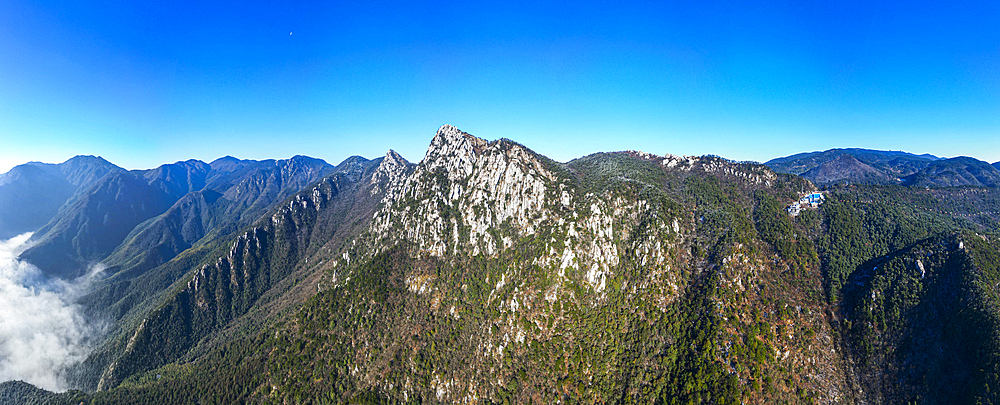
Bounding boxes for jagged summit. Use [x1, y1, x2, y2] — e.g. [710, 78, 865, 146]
[372, 149, 412, 174]
[422, 125, 489, 180]
[431, 124, 486, 147]
[366, 125, 562, 258]
[419, 125, 549, 185]
[370, 149, 412, 194]
[383, 149, 408, 166]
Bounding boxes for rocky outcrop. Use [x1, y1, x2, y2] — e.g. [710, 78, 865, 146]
[367, 125, 558, 258]
[370, 149, 411, 195]
[358, 126, 701, 298]
[306, 127, 849, 404]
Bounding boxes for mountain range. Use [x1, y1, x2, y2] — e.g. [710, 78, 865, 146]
[0, 155, 121, 240]
[1, 126, 1000, 404]
[765, 148, 1000, 187]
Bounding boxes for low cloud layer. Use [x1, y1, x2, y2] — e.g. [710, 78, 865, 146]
[0, 233, 101, 392]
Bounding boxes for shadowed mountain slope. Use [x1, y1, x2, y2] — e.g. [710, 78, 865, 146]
[91, 153, 391, 390]
[18, 156, 336, 279]
[0, 156, 122, 239]
[836, 232, 1000, 404]
[902, 156, 1000, 187]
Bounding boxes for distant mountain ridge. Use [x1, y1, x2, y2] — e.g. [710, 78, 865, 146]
[18, 155, 337, 280]
[766, 148, 940, 175]
[0, 156, 122, 239]
[800, 154, 896, 185]
[905, 157, 1000, 188]
[766, 148, 1000, 187]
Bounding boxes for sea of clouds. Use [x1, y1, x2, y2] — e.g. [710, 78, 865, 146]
[0, 233, 103, 392]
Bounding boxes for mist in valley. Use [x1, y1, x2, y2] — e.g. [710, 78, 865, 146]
[0, 233, 103, 392]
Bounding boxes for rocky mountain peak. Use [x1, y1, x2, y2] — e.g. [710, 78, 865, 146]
[330, 156, 371, 183]
[423, 124, 489, 181]
[383, 149, 408, 167]
[371, 150, 412, 194]
[433, 124, 483, 145]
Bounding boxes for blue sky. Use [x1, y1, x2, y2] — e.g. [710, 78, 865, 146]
[1, 0, 997, 172]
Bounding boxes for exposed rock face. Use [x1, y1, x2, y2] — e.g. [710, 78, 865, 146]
[423, 124, 489, 182]
[360, 126, 690, 297]
[369, 125, 557, 258]
[632, 150, 778, 186]
[370, 149, 411, 195]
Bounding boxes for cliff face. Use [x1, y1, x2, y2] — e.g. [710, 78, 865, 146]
[365, 127, 703, 294]
[369, 125, 564, 259]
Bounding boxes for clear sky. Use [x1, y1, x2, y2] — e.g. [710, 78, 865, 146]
[1, 0, 997, 173]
